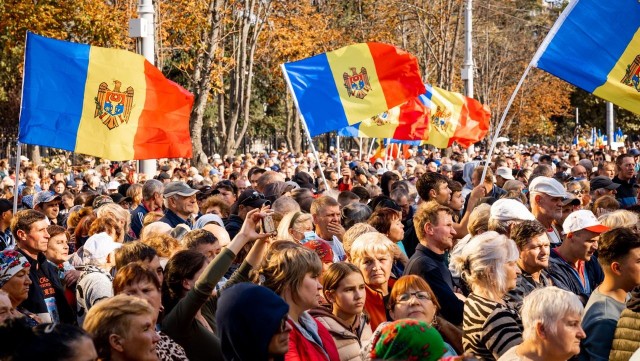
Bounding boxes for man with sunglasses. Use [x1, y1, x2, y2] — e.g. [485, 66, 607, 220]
[159, 181, 199, 229]
[225, 189, 270, 239]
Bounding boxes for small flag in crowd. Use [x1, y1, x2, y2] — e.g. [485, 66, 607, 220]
[282, 42, 425, 137]
[340, 85, 490, 149]
[19, 32, 194, 160]
[531, 0, 640, 116]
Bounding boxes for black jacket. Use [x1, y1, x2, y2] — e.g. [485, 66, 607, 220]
[17, 249, 75, 324]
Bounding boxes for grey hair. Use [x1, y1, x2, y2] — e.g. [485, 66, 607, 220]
[598, 209, 639, 229]
[521, 286, 584, 339]
[142, 179, 163, 201]
[342, 223, 376, 259]
[451, 231, 519, 299]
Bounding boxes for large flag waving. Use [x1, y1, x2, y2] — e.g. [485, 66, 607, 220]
[340, 85, 490, 148]
[20, 32, 194, 160]
[282, 43, 425, 137]
[531, 0, 640, 115]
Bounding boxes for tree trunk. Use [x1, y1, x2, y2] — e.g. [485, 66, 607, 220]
[189, 0, 225, 168]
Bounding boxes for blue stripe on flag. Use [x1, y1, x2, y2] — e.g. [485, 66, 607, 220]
[284, 53, 348, 137]
[20, 33, 89, 151]
[535, 0, 640, 92]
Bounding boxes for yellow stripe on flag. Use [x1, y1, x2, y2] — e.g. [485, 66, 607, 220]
[427, 87, 463, 148]
[593, 29, 640, 115]
[326, 43, 389, 125]
[355, 106, 401, 138]
[77, 47, 147, 160]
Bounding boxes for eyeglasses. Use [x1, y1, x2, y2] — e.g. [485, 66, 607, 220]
[396, 291, 431, 304]
[239, 191, 265, 206]
[570, 189, 584, 195]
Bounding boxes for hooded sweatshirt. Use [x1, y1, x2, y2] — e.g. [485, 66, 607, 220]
[216, 282, 289, 361]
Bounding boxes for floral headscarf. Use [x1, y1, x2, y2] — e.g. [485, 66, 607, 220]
[0, 250, 31, 288]
[370, 319, 446, 361]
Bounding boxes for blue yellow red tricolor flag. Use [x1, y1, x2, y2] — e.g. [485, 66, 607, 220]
[531, 0, 640, 115]
[19, 32, 194, 160]
[339, 85, 490, 148]
[282, 43, 425, 137]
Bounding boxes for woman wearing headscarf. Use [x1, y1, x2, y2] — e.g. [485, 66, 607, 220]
[0, 249, 39, 326]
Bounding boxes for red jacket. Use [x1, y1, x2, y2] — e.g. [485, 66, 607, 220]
[285, 316, 340, 361]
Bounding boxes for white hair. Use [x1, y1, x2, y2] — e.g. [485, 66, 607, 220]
[451, 231, 519, 299]
[521, 286, 584, 339]
[350, 232, 395, 265]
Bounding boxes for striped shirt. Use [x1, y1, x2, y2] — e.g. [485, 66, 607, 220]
[463, 293, 523, 360]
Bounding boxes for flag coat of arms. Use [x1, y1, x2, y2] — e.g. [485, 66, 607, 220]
[282, 42, 425, 137]
[20, 32, 194, 160]
[531, 0, 640, 115]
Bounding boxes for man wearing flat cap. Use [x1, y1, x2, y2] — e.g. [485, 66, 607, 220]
[33, 191, 61, 226]
[159, 181, 199, 228]
[529, 176, 567, 246]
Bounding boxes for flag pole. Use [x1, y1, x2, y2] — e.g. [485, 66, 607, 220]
[384, 138, 390, 168]
[12, 142, 22, 214]
[368, 138, 377, 158]
[359, 137, 363, 163]
[481, 64, 534, 183]
[336, 133, 341, 172]
[280, 64, 329, 191]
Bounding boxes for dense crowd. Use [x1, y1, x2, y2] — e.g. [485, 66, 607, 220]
[0, 142, 639, 361]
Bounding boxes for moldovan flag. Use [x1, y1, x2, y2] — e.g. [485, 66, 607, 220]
[340, 85, 490, 148]
[282, 43, 425, 137]
[531, 0, 640, 115]
[19, 32, 194, 160]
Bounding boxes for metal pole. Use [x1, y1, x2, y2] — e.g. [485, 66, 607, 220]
[280, 64, 329, 191]
[12, 142, 22, 214]
[481, 64, 534, 184]
[359, 137, 363, 162]
[336, 134, 341, 172]
[384, 138, 390, 168]
[606, 102, 614, 148]
[133, 0, 157, 179]
[462, 0, 474, 157]
[462, 0, 474, 98]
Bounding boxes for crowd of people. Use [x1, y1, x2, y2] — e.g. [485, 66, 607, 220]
[0, 142, 639, 361]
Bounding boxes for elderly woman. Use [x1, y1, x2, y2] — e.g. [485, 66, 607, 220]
[349, 232, 396, 330]
[113, 263, 188, 360]
[259, 241, 340, 361]
[451, 231, 523, 360]
[84, 294, 160, 361]
[498, 287, 585, 361]
[598, 209, 639, 229]
[0, 250, 38, 325]
[276, 211, 314, 243]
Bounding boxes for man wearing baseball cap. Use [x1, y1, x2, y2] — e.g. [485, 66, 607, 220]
[159, 181, 199, 228]
[528, 176, 566, 246]
[589, 175, 620, 204]
[33, 191, 61, 225]
[225, 189, 270, 239]
[548, 210, 609, 305]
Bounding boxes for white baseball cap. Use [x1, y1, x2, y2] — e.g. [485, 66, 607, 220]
[490, 199, 535, 221]
[562, 210, 610, 234]
[495, 167, 515, 180]
[82, 232, 121, 264]
[528, 176, 566, 198]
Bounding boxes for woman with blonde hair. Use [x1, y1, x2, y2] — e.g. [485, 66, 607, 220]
[259, 240, 340, 361]
[127, 183, 143, 210]
[598, 209, 639, 229]
[349, 232, 396, 330]
[310, 262, 372, 361]
[96, 202, 131, 242]
[276, 211, 314, 244]
[451, 231, 522, 360]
